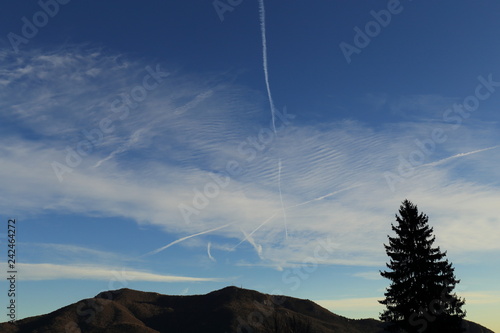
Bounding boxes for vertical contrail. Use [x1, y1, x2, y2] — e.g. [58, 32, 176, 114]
[258, 0, 276, 134]
[258, 0, 288, 239]
[278, 159, 288, 239]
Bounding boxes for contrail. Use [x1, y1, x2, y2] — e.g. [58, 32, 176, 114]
[420, 146, 500, 168]
[240, 228, 263, 257]
[285, 183, 364, 210]
[174, 90, 214, 115]
[278, 159, 288, 239]
[207, 242, 216, 262]
[231, 213, 277, 251]
[142, 223, 233, 257]
[258, 0, 276, 134]
[232, 183, 363, 251]
[93, 129, 145, 168]
[258, 0, 287, 239]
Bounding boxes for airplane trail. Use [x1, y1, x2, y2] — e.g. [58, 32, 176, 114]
[207, 242, 216, 262]
[278, 159, 288, 239]
[231, 213, 277, 251]
[143, 223, 233, 257]
[232, 184, 362, 250]
[93, 128, 145, 168]
[285, 184, 364, 210]
[174, 90, 214, 115]
[258, 0, 277, 134]
[420, 146, 500, 168]
[258, 0, 288, 239]
[240, 228, 263, 257]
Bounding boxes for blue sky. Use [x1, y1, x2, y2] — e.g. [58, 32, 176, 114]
[0, 0, 499, 331]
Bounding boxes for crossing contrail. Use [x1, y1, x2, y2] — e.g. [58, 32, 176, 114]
[258, 0, 288, 239]
[231, 213, 277, 251]
[278, 159, 288, 239]
[232, 184, 363, 251]
[142, 223, 233, 257]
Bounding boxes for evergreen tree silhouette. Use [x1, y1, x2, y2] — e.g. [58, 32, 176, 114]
[379, 200, 465, 333]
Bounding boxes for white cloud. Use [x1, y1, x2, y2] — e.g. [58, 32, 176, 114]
[0, 46, 499, 274]
[17, 263, 224, 282]
[25, 243, 135, 264]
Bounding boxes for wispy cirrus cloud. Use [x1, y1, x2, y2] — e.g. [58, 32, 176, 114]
[24, 243, 137, 265]
[0, 46, 499, 275]
[18, 263, 224, 282]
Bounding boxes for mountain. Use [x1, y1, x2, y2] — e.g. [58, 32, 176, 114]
[0, 287, 494, 333]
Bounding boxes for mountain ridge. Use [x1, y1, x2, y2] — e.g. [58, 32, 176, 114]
[0, 286, 494, 333]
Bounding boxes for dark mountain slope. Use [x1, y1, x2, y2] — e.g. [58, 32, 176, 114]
[0, 286, 494, 333]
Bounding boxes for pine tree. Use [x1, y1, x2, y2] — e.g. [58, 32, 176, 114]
[379, 200, 466, 333]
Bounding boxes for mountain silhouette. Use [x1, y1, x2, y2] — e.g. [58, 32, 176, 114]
[0, 286, 494, 332]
